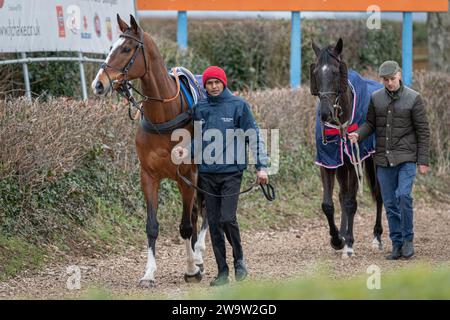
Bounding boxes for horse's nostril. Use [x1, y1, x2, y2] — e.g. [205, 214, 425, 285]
[95, 81, 104, 92]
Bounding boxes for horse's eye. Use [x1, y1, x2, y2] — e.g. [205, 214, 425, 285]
[122, 47, 131, 53]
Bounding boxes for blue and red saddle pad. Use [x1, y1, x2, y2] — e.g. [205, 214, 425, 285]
[168, 67, 206, 109]
[315, 70, 383, 168]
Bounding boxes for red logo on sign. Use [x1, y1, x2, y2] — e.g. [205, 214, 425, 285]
[56, 5, 65, 38]
[105, 17, 112, 41]
[94, 14, 101, 37]
[0, 0, 5, 9]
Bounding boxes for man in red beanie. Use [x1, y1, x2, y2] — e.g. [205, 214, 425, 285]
[174, 66, 269, 286]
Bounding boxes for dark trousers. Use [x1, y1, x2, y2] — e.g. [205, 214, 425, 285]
[199, 171, 244, 275]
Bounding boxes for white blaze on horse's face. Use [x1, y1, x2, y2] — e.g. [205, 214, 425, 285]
[105, 37, 126, 65]
[91, 37, 126, 96]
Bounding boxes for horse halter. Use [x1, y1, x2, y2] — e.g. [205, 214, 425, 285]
[313, 51, 349, 144]
[101, 31, 148, 89]
[317, 51, 346, 126]
[318, 89, 348, 145]
[318, 91, 343, 125]
[100, 30, 182, 120]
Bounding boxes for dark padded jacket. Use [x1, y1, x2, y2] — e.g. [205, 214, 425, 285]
[357, 84, 430, 167]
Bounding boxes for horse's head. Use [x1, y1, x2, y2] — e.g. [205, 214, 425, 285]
[92, 14, 148, 96]
[310, 38, 348, 125]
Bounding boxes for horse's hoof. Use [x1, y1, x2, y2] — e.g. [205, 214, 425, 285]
[139, 279, 156, 288]
[341, 245, 355, 259]
[330, 237, 345, 250]
[372, 238, 383, 251]
[341, 252, 352, 259]
[196, 264, 205, 274]
[184, 270, 203, 283]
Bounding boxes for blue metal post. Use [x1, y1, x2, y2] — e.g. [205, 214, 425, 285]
[402, 12, 413, 86]
[290, 11, 301, 88]
[177, 11, 188, 49]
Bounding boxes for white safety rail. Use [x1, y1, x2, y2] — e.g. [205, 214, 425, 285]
[0, 0, 136, 100]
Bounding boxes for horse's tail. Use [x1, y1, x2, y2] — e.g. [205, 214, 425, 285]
[364, 155, 380, 202]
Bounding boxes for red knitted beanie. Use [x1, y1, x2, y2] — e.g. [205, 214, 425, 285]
[202, 66, 227, 87]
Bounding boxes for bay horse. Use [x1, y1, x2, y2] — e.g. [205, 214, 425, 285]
[310, 38, 384, 258]
[91, 15, 207, 287]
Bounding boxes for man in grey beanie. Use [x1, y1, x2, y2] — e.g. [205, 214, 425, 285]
[348, 60, 430, 260]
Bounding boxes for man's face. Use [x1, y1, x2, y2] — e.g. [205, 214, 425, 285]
[205, 78, 224, 96]
[382, 72, 402, 92]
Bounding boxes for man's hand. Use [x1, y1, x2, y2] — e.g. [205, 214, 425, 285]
[257, 170, 269, 185]
[348, 132, 359, 144]
[172, 146, 189, 163]
[418, 165, 429, 175]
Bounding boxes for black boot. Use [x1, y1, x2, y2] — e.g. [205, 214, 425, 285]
[402, 240, 414, 259]
[386, 245, 403, 260]
[210, 272, 229, 286]
[234, 259, 248, 282]
[224, 222, 247, 281]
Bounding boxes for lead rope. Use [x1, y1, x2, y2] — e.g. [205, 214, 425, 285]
[176, 165, 276, 201]
[349, 139, 364, 195]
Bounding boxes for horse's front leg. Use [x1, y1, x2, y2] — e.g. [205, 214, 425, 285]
[177, 176, 202, 283]
[337, 164, 357, 258]
[139, 170, 160, 288]
[320, 167, 344, 250]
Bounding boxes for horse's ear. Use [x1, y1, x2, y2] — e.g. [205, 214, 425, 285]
[310, 63, 319, 96]
[312, 39, 321, 57]
[334, 38, 343, 56]
[339, 61, 348, 94]
[117, 14, 129, 33]
[130, 14, 141, 34]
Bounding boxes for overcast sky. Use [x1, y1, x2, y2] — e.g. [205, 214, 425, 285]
[138, 11, 427, 21]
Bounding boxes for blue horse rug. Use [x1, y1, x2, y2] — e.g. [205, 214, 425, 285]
[315, 70, 383, 168]
[169, 67, 207, 108]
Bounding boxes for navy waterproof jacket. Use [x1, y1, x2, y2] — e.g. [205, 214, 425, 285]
[191, 88, 268, 174]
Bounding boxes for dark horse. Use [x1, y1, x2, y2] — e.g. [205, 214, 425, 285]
[310, 38, 383, 258]
[91, 15, 207, 286]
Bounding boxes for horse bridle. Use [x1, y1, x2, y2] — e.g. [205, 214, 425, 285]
[101, 31, 148, 89]
[318, 91, 343, 125]
[315, 51, 348, 144]
[100, 30, 182, 120]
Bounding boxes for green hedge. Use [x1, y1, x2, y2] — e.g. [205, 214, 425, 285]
[143, 18, 408, 90]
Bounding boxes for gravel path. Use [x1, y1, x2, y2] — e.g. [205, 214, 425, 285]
[1, 200, 449, 299]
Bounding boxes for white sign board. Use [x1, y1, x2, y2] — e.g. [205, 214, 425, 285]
[0, 0, 136, 54]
